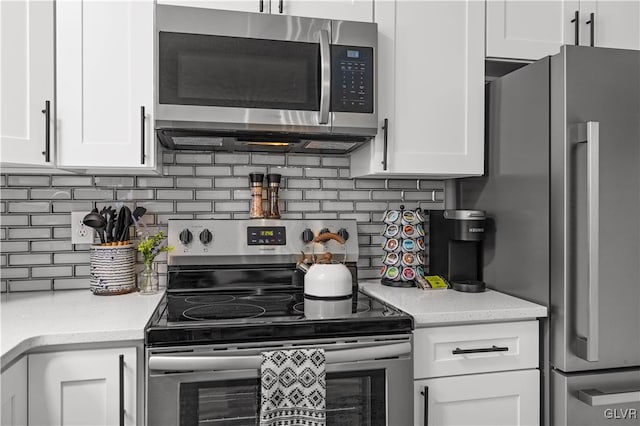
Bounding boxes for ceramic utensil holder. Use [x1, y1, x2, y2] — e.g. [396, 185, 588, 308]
[89, 244, 136, 295]
[380, 206, 426, 288]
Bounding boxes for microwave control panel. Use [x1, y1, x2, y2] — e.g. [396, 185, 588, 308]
[331, 45, 374, 113]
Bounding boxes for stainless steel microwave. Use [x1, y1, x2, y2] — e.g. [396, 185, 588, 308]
[155, 5, 378, 154]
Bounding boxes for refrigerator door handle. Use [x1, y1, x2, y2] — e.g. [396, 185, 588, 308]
[574, 121, 600, 362]
[578, 388, 640, 406]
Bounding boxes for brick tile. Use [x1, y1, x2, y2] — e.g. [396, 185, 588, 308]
[195, 166, 232, 176]
[339, 169, 350, 178]
[9, 280, 52, 292]
[8, 175, 50, 187]
[372, 190, 402, 200]
[357, 269, 381, 279]
[75, 265, 91, 276]
[233, 165, 268, 176]
[1, 242, 30, 252]
[31, 240, 73, 252]
[286, 201, 320, 212]
[268, 166, 303, 177]
[9, 254, 51, 265]
[322, 179, 353, 189]
[156, 190, 194, 200]
[279, 190, 302, 200]
[137, 201, 175, 213]
[403, 191, 435, 201]
[164, 165, 194, 176]
[1, 189, 28, 199]
[214, 177, 247, 188]
[53, 228, 72, 239]
[176, 202, 212, 212]
[94, 176, 135, 187]
[0, 215, 29, 226]
[215, 153, 250, 164]
[1, 268, 29, 279]
[388, 179, 419, 190]
[73, 188, 114, 200]
[54, 252, 89, 264]
[8, 202, 49, 213]
[8, 228, 51, 239]
[54, 278, 89, 290]
[157, 214, 193, 222]
[287, 155, 320, 167]
[303, 213, 338, 220]
[32, 266, 73, 278]
[419, 180, 445, 191]
[52, 176, 93, 186]
[252, 154, 285, 165]
[338, 213, 371, 222]
[175, 153, 213, 164]
[195, 190, 232, 200]
[52, 201, 93, 213]
[338, 190, 370, 201]
[287, 178, 321, 189]
[176, 178, 212, 188]
[355, 179, 386, 189]
[137, 177, 174, 188]
[321, 157, 349, 167]
[213, 201, 248, 212]
[194, 213, 232, 220]
[305, 190, 338, 200]
[355, 202, 387, 211]
[30, 188, 72, 199]
[322, 201, 353, 211]
[305, 168, 337, 178]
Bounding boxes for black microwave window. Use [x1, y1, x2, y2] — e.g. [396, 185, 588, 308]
[160, 32, 320, 111]
[331, 45, 374, 114]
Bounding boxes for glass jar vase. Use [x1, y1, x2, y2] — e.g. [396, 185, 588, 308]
[138, 263, 159, 294]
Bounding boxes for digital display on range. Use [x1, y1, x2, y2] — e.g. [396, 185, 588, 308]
[247, 226, 286, 245]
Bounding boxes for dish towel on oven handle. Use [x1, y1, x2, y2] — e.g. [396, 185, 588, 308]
[260, 348, 326, 426]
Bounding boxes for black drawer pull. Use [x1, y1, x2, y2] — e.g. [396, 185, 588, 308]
[452, 345, 509, 355]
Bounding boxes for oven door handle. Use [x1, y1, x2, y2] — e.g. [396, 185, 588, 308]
[148, 342, 411, 372]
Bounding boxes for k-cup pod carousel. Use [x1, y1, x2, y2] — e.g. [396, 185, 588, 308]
[380, 205, 426, 288]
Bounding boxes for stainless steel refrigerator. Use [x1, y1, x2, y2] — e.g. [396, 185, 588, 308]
[461, 45, 640, 425]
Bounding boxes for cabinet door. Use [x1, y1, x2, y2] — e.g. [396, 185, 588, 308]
[280, 0, 373, 21]
[414, 370, 540, 426]
[29, 347, 137, 426]
[486, 0, 579, 60]
[1, 357, 28, 426]
[580, 0, 640, 50]
[156, 0, 265, 13]
[56, 0, 155, 169]
[351, 0, 484, 178]
[0, 0, 54, 167]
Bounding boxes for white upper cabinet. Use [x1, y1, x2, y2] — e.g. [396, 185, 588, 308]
[157, 0, 373, 21]
[351, 0, 485, 178]
[487, 0, 640, 61]
[486, 0, 578, 60]
[0, 0, 54, 167]
[56, 0, 156, 169]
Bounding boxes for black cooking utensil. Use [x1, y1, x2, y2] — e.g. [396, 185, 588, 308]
[104, 206, 116, 243]
[118, 207, 131, 242]
[114, 206, 126, 242]
[83, 209, 107, 244]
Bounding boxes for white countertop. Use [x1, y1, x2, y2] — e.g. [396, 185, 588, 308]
[1, 289, 164, 369]
[359, 280, 547, 326]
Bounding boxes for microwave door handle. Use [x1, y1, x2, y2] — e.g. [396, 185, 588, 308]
[319, 29, 331, 125]
[148, 342, 411, 372]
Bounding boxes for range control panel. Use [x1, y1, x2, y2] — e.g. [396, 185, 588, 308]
[331, 45, 374, 113]
[167, 219, 359, 265]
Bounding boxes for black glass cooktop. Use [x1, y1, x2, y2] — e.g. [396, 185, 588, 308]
[146, 289, 413, 347]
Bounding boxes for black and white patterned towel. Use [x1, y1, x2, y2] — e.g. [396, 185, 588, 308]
[260, 348, 326, 426]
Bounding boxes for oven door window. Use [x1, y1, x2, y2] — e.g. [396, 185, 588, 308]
[179, 370, 385, 426]
[159, 32, 320, 111]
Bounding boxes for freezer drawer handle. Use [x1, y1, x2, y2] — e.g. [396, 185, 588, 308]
[573, 121, 600, 362]
[578, 388, 640, 407]
[452, 345, 508, 355]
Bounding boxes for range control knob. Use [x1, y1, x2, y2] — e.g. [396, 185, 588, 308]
[301, 228, 314, 243]
[199, 229, 213, 245]
[179, 229, 193, 245]
[337, 228, 350, 241]
[319, 227, 330, 236]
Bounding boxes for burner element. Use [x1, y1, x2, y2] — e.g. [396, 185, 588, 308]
[182, 304, 266, 321]
[184, 295, 236, 304]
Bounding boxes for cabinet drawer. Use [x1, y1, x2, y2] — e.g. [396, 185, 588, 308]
[414, 320, 538, 378]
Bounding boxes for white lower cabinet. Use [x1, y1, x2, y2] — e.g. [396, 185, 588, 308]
[414, 370, 540, 426]
[413, 321, 540, 426]
[1, 357, 28, 426]
[28, 347, 137, 426]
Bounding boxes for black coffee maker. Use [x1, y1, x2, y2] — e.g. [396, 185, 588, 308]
[428, 210, 486, 292]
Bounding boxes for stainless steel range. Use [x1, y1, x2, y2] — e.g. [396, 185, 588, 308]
[145, 219, 413, 426]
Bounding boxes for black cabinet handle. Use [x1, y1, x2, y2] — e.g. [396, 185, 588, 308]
[140, 106, 146, 165]
[119, 354, 125, 426]
[570, 10, 580, 45]
[420, 386, 429, 426]
[381, 118, 389, 171]
[41, 100, 51, 162]
[586, 13, 595, 46]
[279, 0, 283, 13]
[259, 0, 263, 12]
[452, 345, 509, 355]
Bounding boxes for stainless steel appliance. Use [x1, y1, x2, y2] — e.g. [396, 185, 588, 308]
[145, 219, 413, 425]
[155, 5, 377, 154]
[461, 45, 640, 425]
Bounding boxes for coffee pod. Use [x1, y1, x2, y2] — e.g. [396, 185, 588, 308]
[383, 224, 400, 238]
[401, 267, 416, 281]
[416, 223, 426, 237]
[401, 210, 419, 225]
[401, 224, 418, 239]
[380, 265, 388, 277]
[385, 266, 401, 281]
[401, 238, 416, 252]
[415, 209, 425, 222]
[416, 265, 425, 278]
[383, 252, 400, 266]
[401, 252, 416, 267]
[384, 238, 401, 252]
[383, 210, 401, 224]
[416, 238, 426, 251]
[416, 252, 426, 265]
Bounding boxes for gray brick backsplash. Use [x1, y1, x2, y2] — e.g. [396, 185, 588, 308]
[157, 190, 194, 200]
[9, 254, 51, 265]
[30, 188, 72, 199]
[2, 189, 29, 199]
[8, 201, 50, 213]
[116, 189, 155, 200]
[94, 176, 135, 187]
[51, 176, 92, 186]
[1, 152, 444, 292]
[8, 175, 50, 187]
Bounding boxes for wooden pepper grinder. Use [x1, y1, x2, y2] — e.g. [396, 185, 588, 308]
[266, 173, 282, 219]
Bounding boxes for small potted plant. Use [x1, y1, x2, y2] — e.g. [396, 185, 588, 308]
[137, 230, 174, 294]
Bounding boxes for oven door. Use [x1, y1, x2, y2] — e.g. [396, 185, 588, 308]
[146, 336, 412, 426]
[156, 5, 331, 133]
